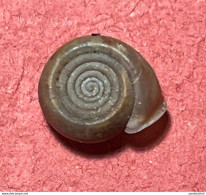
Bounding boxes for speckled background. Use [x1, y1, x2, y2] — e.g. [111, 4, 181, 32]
[0, 0, 206, 192]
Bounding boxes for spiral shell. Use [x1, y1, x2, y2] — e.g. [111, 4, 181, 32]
[38, 35, 167, 143]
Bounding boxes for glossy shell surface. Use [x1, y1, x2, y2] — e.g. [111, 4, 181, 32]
[38, 35, 167, 143]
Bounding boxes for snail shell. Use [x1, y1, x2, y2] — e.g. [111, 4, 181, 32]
[38, 35, 167, 143]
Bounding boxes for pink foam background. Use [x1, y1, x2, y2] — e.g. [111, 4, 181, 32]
[0, 0, 206, 192]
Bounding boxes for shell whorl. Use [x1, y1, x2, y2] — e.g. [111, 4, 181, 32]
[56, 51, 129, 124]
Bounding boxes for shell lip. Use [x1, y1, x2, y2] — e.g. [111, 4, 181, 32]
[125, 102, 167, 134]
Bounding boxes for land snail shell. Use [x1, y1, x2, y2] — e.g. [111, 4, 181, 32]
[38, 34, 167, 143]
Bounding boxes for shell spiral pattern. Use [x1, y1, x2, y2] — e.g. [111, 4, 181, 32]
[57, 52, 126, 124]
[38, 35, 167, 143]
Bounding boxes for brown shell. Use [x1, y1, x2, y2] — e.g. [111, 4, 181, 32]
[38, 35, 167, 143]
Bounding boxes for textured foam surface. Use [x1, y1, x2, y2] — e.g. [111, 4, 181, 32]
[0, 0, 205, 192]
